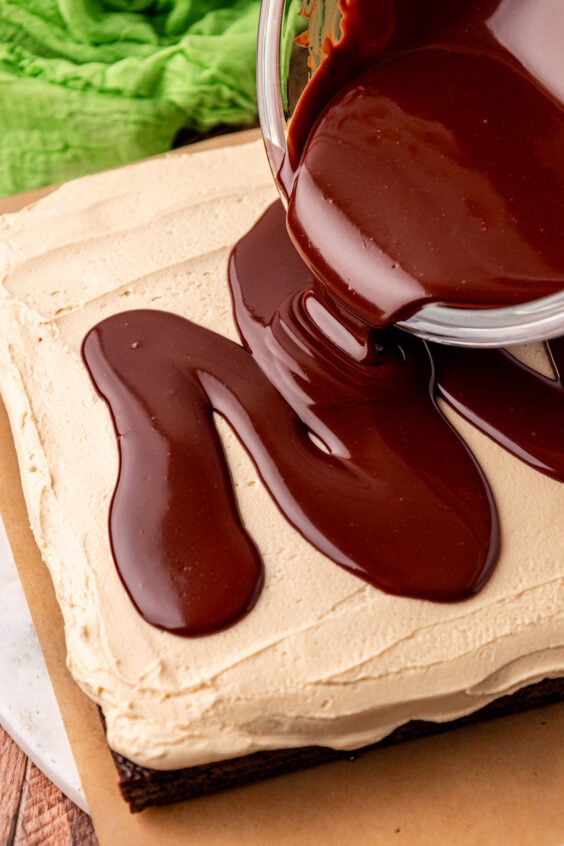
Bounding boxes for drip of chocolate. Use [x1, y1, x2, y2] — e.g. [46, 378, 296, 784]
[83, 291, 497, 635]
[82, 317, 264, 636]
[431, 343, 564, 482]
[82, 203, 562, 637]
[230, 203, 564, 485]
[82, 0, 563, 636]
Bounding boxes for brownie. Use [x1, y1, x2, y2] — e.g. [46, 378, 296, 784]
[108, 676, 563, 812]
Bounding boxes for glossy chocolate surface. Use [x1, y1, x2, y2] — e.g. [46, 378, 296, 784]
[83, 204, 562, 636]
[83, 315, 264, 636]
[82, 0, 563, 635]
[83, 282, 497, 637]
[286, 0, 564, 324]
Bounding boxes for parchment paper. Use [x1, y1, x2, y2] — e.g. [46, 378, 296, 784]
[0, 132, 562, 846]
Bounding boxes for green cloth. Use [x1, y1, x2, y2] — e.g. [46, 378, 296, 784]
[0, 0, 260, 197]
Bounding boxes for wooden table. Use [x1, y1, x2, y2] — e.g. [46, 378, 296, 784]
[0, 725, 97, 846]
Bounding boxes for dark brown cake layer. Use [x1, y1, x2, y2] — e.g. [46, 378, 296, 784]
[109, 676, 564, 812]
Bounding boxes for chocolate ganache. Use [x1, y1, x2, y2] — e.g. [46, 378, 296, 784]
[82, 0, 563, 636]
[285, 0, 564, 324]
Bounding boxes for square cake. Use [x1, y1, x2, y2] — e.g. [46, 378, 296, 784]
[0, 138, 562, 811]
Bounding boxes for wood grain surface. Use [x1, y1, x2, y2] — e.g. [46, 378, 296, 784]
[0, 725, 97, 846]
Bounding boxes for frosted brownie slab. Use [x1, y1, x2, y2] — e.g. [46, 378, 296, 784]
[0, 141, 561, 789]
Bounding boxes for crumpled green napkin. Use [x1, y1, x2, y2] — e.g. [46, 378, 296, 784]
[0, 0, 260, 197]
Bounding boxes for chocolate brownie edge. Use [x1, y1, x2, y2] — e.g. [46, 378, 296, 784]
[106, 676, 564, 812]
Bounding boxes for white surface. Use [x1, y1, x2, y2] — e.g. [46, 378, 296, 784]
[0, 515, 87, 813]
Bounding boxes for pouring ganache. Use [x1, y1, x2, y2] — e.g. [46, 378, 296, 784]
[82, 0, 564, 636]
[284, 0, 564, 323]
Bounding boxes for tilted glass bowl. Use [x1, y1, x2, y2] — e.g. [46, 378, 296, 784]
[256, 0, 564, 347]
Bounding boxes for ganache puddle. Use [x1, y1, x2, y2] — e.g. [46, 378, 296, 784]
[82, 205, 563, 637]
[82, 0, 564, 636]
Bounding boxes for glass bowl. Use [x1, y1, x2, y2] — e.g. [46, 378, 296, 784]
[256, 0, 564, 347]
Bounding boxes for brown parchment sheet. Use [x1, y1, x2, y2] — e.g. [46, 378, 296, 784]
[0, 131, 563, 846]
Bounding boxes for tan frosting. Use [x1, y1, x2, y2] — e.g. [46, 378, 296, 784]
[0, 140, 562, 770]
